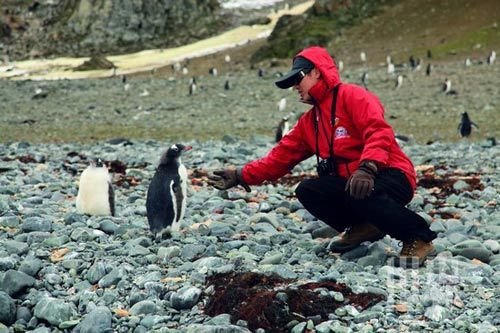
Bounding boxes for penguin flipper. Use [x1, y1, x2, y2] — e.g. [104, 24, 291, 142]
[173, 179, 184, 223]
[108, 182, 115, 216]
[471, 122, 479, 129]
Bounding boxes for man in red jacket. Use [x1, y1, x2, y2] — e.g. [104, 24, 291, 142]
[208, 46, 436, 268]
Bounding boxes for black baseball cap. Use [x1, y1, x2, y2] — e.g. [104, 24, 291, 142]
[275, 56, 315, 89]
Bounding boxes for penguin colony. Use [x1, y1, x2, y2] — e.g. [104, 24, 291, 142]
[76, 159, 115, 216]
[146, 144, 191, 238]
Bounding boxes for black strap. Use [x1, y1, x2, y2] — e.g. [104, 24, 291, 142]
[315, 84, 341, 165]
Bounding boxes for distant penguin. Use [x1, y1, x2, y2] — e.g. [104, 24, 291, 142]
[76, 159, 115, 216]
[387, 63, 395, 75]
[442, 78, 451, 94]
[386, 55, 392, 66]
[464, 57, 472, 67]
[487, 50, 496, 65]
[189, 81, 196, 95]
[146, 144, 192, 238]
[361, 72, 368, 88]
[224, 80, 230, 90]
[182, 66, 189, 75]
[414, 58, 422, 71]
[172, 62, 182, 72]
[426, 63, 432, 76]
[409, 55, 416, 69]
[275, 116, 290, 142]
[337, 60, 344, 72]
[258, 68, 265, 77]
[209, 67, 218, 76]
[395, 75, 403, 89]
[360, 51, 367, 63]
[278, 98, 287, 112]
[224, 54, 231, 63]
[458, 112, 478, 138]
[427, 50, 432, 59]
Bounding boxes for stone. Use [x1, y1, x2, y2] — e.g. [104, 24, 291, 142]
[0, 292, 16, 325]
[78, 306, 112, 333]
[34, 297, 77, 326]
[170, 286, 201, 310]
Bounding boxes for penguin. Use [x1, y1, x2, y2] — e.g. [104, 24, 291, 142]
[189, 81, 196, 95]
[464, 57, 472, 67]
[442, 78, 451, 94]
[224, 80, 230, 90]
[146, 144, 192, 238]
[224, 54, 231, 63]
[458, 112, 478, 138]
[182, 66, 189, 75]
[360, 51, 366, 63]
[275, 116, 290, 142]
[395, 75, 403, 89]
[361, 72, 368, 89]
[386, 55, 392, 66]
[387, 63, 395, 75]
[209, 67, 218, 76]
[487, 50, 496, 65]
[409, 55, 416, 70]
[337, 60, 344, 72]
[278, 98, 287, 112]
[76, 159, 115, 216]
[258, 68, 265, 77]
[426, 63, 432, 76]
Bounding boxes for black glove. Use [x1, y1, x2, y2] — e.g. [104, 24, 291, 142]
[345, 160, 377, 199]
[207, 168, 251, 192]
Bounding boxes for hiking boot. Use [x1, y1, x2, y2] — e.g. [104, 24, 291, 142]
[392, 239, 436, 268]
[328, 223, 385, 253]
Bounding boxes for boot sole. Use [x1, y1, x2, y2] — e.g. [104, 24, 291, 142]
[328, 234, 385, 253]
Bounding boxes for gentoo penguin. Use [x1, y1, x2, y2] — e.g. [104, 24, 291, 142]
[224, 80, 230, 90]
[464, 57, 472, 67]
[487, 50, 496, 65]
[458, 112, 478, 138]
[189, 81, 196, 95]
[146, 144, 192, 238]
[442, 78, 451, 94]
[208, 67, 218, 76]
[426, 63, 432, 76]
[76, 159, 115, 216]
[409, 55, 416, 70]
[224, 54, 231, 63]
[275, 116, 290, 142]
[182, 66, 189, 75]
[361, 72, 368, 89]
[395, 75, 403, 89]
[386, 55, 392, 66]
[360, 51, 366, 63]
[387, 63, 395, 75]
[258, 68, 265, 77]
[278, 98, 287, 112]
[337, 60, 344, 72]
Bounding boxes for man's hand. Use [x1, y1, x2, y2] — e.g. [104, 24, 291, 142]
[207, 168, 251, 192]
[345, 160, 377, 199]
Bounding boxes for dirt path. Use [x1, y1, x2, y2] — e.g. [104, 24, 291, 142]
[0, 1, 313, 81]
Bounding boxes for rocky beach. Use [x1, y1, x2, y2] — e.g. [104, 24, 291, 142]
[0, 136, 499, 332]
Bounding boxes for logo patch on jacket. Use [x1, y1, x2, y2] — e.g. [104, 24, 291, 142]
[334, 126, 350, 139]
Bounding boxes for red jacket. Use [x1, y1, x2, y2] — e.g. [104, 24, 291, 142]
[242, 46, 417, 191]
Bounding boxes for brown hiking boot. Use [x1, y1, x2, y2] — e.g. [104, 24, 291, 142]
[392, 239, 436, 268]
[328, 223, 385, 253]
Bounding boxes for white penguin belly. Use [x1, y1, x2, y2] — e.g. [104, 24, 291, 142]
[76, 168, 112, 216]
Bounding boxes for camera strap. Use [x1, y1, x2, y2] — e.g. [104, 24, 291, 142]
[314, 83, 341, 166]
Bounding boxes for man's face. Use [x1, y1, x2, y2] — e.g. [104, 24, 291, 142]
[293, 67, 320, 104]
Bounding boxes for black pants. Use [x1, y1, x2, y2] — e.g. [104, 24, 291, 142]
[295, 168, 436, 242]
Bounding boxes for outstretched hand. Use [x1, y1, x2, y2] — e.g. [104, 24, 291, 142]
[207, 168, 251, 192]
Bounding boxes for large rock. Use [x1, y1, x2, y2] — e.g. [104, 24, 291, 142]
[34, 297, 77, 326]
[0, 270, 36, 297]
[77, 306, 112, 333]
[0, 292, 16, 325]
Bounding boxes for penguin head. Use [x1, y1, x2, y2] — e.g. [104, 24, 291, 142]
[89, 158, 106, 168]
[461, 112, 469, 120]
[160, 144, 192, 164]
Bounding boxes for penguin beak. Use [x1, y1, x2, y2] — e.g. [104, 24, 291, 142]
[183, 145, 192, 152]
